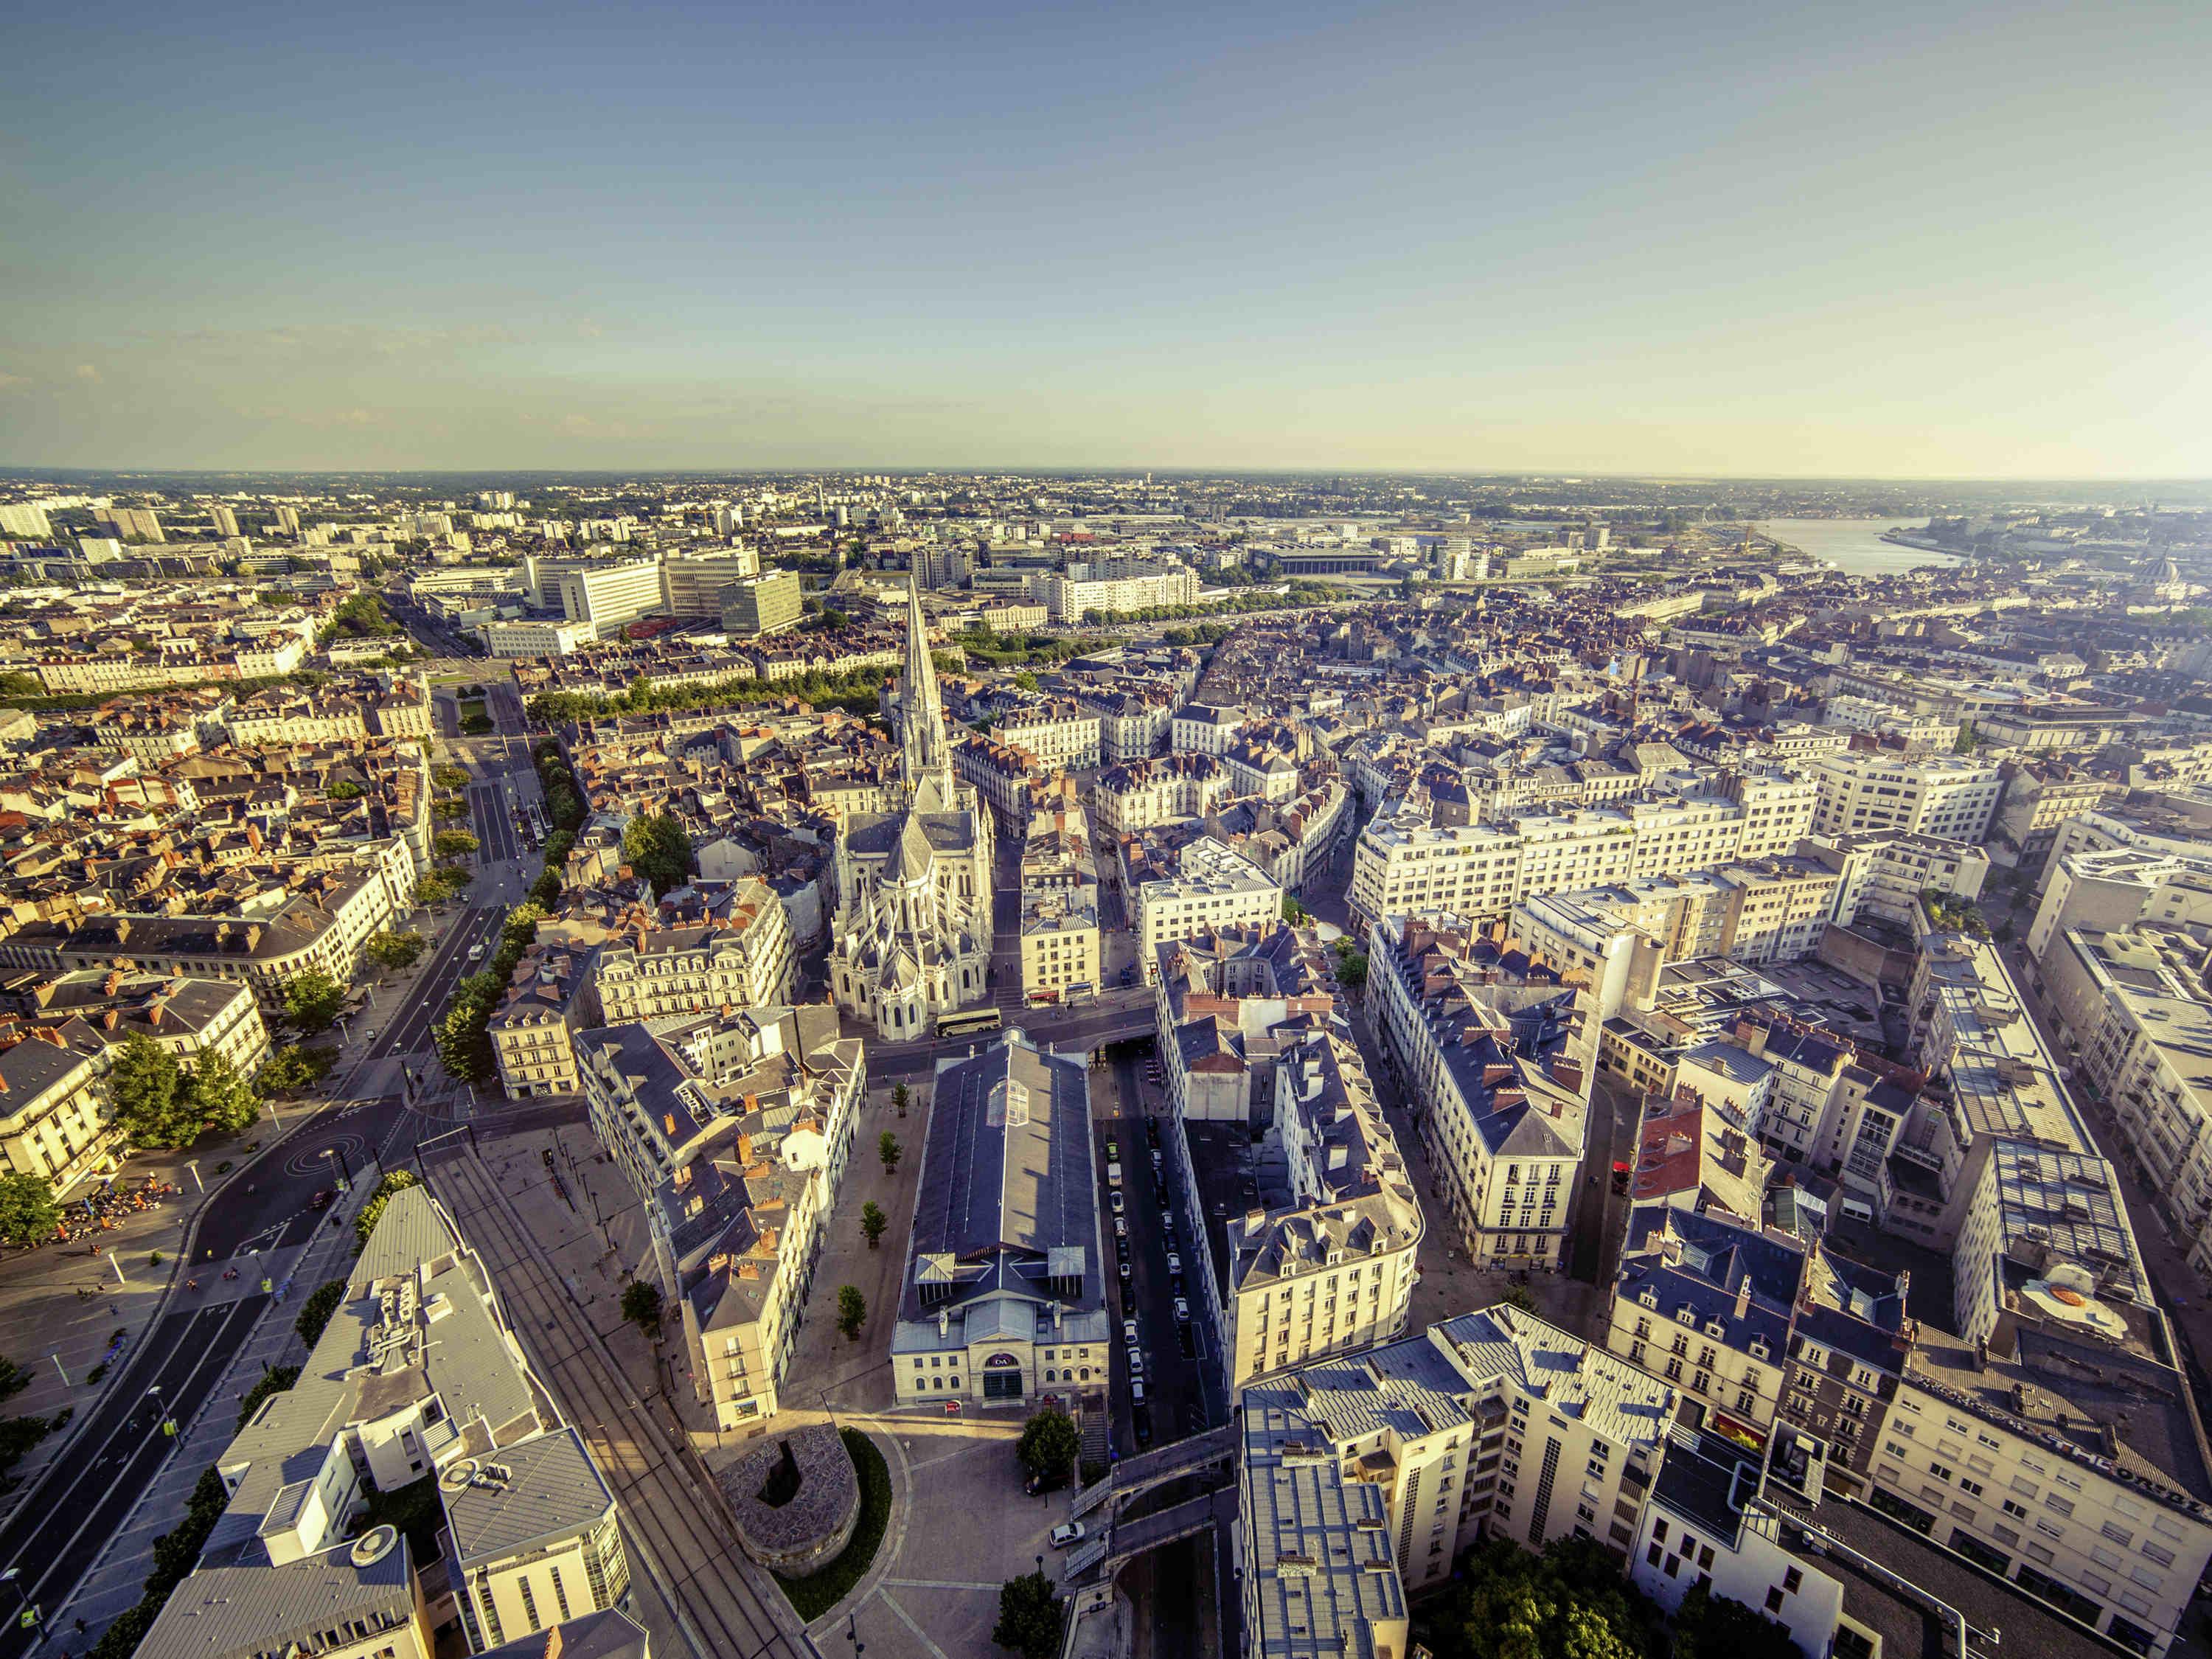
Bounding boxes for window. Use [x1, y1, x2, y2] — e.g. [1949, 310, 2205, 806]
[1783, 1568, 1802, 1593]
[1764, 1588, 1784, 1613]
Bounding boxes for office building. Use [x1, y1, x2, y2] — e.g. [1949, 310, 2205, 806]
[720, 571, 804, 638]
[555, 560, 665, 631]
[1806, 754, 2004, 844]
[661, 549, 762, 618]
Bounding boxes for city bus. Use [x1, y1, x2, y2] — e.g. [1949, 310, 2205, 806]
[936, 1008, 1003, 1039]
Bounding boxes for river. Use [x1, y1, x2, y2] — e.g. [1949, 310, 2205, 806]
[1755, 518, 1961, 577]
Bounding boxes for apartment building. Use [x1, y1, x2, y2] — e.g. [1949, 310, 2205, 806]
[993, 698, 1102, 771]
[578, 1005, 863, 1427]
[1153, 921, 1342, 1123]
[590, 879, 793, 1023]
[1607, 1208, 1804, 1445]
[891, 1031, 1110, 1411]
[953, 732, 1051, 832]
[1071, 683, 1174, 764]
[1170, 703, 1246, 757]
[1349, 788, 1817, 933]
[1372, 913, 1589, 1271]
[2026, 848, 2212, 967]
[2029, 925, 2212, 1275]
[1993, 762, 2123, 874]
[50, 866, 397, 1008]
[1806, 753, 2004, 844]
[13, 968, 272, 1079]
[1088, 751, 1232, 835]
[0, 1030, 114, 1193]
[1223, 1028, 1423, 1389]
[1041, 563, 1198, 622]
[488, 940, 596, 1099]
[136, 1186, 629, 1659]
[1801, 828, 1992, 928]
[1130, 835, 1281, 984]
[1019, 801, 1099, 1004]
[1238, 1304, 1675, 1617]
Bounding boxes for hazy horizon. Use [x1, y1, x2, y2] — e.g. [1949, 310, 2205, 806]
[7, 0, 2208, 478]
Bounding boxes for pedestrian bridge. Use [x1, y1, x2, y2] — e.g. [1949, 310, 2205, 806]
[1070, 1423, 1237, 1520]
[1065, 1489, 1237, 1582]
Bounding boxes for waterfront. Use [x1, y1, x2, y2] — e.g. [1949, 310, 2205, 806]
[1756, 517, 1962, 576]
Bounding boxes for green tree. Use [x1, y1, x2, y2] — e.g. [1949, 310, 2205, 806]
[326, 779, 364, 801]
[282, 968, 347, 1033]
[0, 1172, 60, 1247]
[1012, 670, 1040, 692]
[861, 1200, 888, 1250]
[1015, 1406, 1079, 1482]
[620, 1281, 663, 1338]
[891, 1081, 910, 1117]
[878, 1131, 902, 1175]
[109, 1034, 195, 1147]
[837, 1284, 867, 1341]
[992, 1570, 1065, 1659]
[501, 901, 549, 951]
[432, 763, 471, 790]
[1671, 1584, 1798, 1659]
[258, 1044, 336, 1093]
[1282, 895, 1311, 924]
[184, 1048, 262, 1138]
[621, 810, 693, 898]
[295, 1280, 347, 1348]
[354, 1169, 420, 1248]
[1334, 950, 1368, 991]
[364, 930, 428, 972]
[0, 1356, 27, 1402]
[434, 828, 480, 860]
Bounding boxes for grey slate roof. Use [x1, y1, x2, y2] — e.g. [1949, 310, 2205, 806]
[442, 1426, 616, 1568]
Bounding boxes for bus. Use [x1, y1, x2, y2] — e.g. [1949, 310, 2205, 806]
[936, 1008, 1003, 1039]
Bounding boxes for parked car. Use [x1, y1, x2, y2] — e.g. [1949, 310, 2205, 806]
[1128, 1348, 1145, 1376]
[1131, 1377, 1147, 1404]
[1122, 1318, 1140, 1345]
[1173, 1298, 1191, 1322]
[1134, 1405, 1153, 1447]
[1166, 1252, 1183, 1276]
[1113, 1214, 1127, 1237]
[1050, 1523, 1086, 1549]
[1105, 1139, 1119, 1162]
[1119, 1259, 1132, 1281]
[1110, 1192, 1124, 1215]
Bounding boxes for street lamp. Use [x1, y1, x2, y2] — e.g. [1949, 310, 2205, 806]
[0, 1565, 35, 1637]
[323, 1144, 353, 1194]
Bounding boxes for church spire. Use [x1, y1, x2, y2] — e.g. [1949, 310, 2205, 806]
[900, 576, 951, 800]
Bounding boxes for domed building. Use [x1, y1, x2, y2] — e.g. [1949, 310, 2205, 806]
[827, 580, 994, 1037]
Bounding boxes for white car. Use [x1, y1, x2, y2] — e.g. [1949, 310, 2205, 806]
[1049, 1523, 1086, 1550]
[1130, 1378, 1147, 1403]
[1128, 1349, 1145, 1376]
[1166, 1252, 1183, 1276]
[1122, 1318, 1139, 1345]
[1173, 1298, 1191, 1322]
[1110, 1192, 1124, 1215]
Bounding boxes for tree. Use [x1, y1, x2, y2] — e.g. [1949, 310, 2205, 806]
[620, 1281, 663, 1338]
[434, 828, 480, 860]
[501, 901, 549, 951]
[354, 1170, 420, 1248]
[432, 763, 471, 790]
[1015, 1406, 1079, 1482]
[258, 1044, 336, 1093]
[0, 1356, 27, 1402]
[0, 1172, 59, 1247]
[184, 1049, 262, 1138]
[1282, 895, 1311, 925]
[878, 1132, 902, 1175]
[364, 930, 428, 973]
[1334, 950, 1368, 991]
[1416, 1536, 1660, 1659]
[891, 1082, 910, 1118]
[283, 969, 347, 1033]
[992, 1570, 1065, 1659]
[837, 1284, 866, 1341]
[1012, 670, 1040, 692]
[622, 810, 693, 898]
[110, 1034, 195, 1148]
[1672, 1584, 1798, 1659]
[861, 1200, 888, 1250]
[295, 1279, 347, 1348]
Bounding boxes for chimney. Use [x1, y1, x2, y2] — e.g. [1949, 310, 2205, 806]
[1733, 1273, 1752, 1321]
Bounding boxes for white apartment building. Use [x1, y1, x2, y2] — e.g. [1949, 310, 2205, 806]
[1349, 785, 1817, 933]
[1222, 1028, 1422, 1388]
[1807, 753, 2004, 844]
[1088, 752, 1233, 835]
[1041, 563, 1199, 622]
[0, 1034, 115, 1194]
[1170, 703, 1246, 756]
[555, 559, 665, 630]
[1131, 836, 1281, 984]
[1239, 1304, 1675, 1618]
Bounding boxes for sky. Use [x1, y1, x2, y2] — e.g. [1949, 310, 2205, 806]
[3, 0, 2208, 477]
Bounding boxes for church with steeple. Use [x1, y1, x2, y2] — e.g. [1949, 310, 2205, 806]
[827, 580, 995, 1037]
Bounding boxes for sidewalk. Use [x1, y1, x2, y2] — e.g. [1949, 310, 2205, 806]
[55, 1178, 376, 1651]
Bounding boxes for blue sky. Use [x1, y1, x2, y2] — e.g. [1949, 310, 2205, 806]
[4, 0, 2208, 475]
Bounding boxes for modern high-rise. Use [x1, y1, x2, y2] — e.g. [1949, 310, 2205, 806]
[206, 504, 240, 538]
[661, 548, 762, 617]
[102, 505, 164, 542]
[1806, 752, 2004, 844]
[720, 570, 804, 637]
[555, 559, 665, 631]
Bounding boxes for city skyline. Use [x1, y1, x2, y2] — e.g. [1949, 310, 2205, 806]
[5, 0, 2209, 477]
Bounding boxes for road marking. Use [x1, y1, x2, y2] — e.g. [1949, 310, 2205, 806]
[905, 1439, 1002, 1473]
[879, 1590, 955, 1659]
[884, 1577, 1001, 1592]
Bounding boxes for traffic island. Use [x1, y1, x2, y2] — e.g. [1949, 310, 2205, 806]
[753, 1427, 891, 1620]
